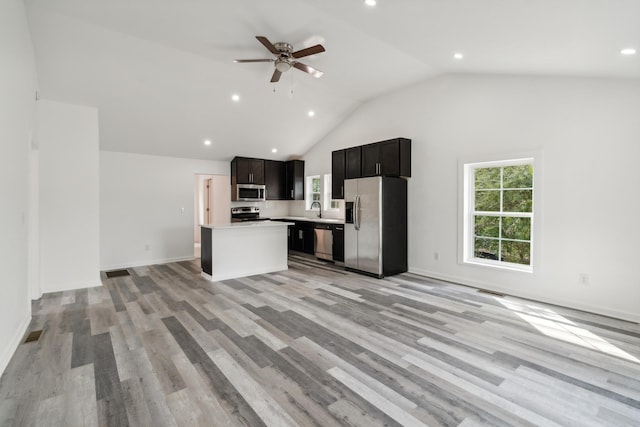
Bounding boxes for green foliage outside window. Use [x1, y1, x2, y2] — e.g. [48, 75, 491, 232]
[473, 164, 533, 266]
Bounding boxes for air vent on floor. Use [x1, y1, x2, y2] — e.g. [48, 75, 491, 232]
[106, 269, 130, 278]
[24, 330, 43, 343]
[478, 289, 505, 297]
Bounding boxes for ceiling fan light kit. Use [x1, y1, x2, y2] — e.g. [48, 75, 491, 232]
[235, 36, 325, 83]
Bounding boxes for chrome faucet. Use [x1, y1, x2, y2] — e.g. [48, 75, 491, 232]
[310, 201, 322, 218]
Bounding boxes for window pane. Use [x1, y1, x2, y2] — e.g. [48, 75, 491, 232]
[502, 217, 531, 240]
[475, 167, 501, 189]
[475, 216, 500, 238]
[475, 190, 500, 211]
[503, 164, 533, 189]
[312, 178, 320, 193]
[503, 190, 532, 212]
[502, 240, 531, 265]
[312, 193, 320, 202]
[474, 238, 499, 260]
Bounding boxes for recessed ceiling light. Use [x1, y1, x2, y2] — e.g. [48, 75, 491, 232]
[203, 139, 212, 146]
[453, 52, 464, 60]
[365, 0, 376, 6]
[271, 148, 278, 153]
[620, 48, 636, 56]
[308, 110, 315, 117]
[231, 94, 240, 102]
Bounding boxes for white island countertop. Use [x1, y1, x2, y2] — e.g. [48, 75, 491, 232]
[201, 221, 293, 230]
[271, 216, 345, 224]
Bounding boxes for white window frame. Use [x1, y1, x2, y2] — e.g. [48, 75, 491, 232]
[461, 156, 539, 273]
[323, 174, 340, 211]
[306, 174, 341, 213]
[306, 175, 322, 211]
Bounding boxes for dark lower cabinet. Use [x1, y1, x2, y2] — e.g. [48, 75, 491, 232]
[287, 225, 294, 250]
[332, 225, 344, 262]
[290, 221, 316, 255]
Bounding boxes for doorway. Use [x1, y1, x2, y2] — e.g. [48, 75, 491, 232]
[194, 174, 230, 258]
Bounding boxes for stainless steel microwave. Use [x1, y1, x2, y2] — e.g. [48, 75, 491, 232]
[234, 184, 266, 202]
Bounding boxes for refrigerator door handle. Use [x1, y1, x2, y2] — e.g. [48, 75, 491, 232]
[354, 195, 360, 230]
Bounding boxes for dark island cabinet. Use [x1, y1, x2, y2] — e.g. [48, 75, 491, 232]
[231, 157, 265, 185]
[331, 149, 346, 199]
[265, 160, 286, 200]
[361, 138, 411, 178]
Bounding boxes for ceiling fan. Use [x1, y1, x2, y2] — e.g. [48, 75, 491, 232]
[234, 36, 325, 83]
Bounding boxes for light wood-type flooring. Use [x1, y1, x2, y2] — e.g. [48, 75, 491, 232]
[1, 255, 639, 426]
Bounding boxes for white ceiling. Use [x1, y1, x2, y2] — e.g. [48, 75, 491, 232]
[25, 0, 640, 161]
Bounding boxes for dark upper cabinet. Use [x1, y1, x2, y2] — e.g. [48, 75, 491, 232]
[285, 160, 304, 200]
[231, 157, 265, 185]
[265, 160, 286, 200]
[361, 138, 411, 177]
[345, 146, 361, 179]
[233, 157, 304, 200]
[331, 149, 346, 199]
[330, 138, 410, 198]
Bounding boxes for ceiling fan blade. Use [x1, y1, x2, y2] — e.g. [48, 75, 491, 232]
[270, 69, 282, 83]
[256, 36, 279, 55]
[293, 62, 323, 78]
[234, 59, 273, 63]
[292, 44, 325, 59]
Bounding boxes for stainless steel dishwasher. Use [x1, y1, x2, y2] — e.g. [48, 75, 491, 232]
[314, 224, 333, 261]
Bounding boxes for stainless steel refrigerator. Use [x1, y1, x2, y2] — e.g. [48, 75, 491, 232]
[344, 176, 407, 278]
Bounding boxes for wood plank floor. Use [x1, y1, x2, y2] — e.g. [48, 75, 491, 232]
[1, 255, 639, 426]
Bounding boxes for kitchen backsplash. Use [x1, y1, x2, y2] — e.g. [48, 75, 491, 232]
[230, 200, 344, 220]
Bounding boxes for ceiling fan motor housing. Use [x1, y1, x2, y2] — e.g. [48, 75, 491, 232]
[273, 42, 293, 55]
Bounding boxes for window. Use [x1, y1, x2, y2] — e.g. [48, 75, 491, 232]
[463, 158, 534, 271]
[324, 175, 340, 210]
[306, 175, 321, 210]
[306, 174, 340, 212]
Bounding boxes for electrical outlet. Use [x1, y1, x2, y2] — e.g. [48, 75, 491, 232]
[579, 273, 590, 285]
[434, 252, 440, 261]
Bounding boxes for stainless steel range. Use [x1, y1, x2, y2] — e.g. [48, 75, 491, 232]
[230, 206, 270, 223]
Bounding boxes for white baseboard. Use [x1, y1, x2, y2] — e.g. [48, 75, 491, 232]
[0, 308, 31, 377]
[41, 278, 102, 294]
[408, 267, 640, 324]
[101, 256, 195, 272]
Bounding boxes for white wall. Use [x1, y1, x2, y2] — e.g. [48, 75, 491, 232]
[0, 0, 38, 375]
[304, 74, 640, 322]
[37, 99, 101, 292]
[100, 151, 227, 270]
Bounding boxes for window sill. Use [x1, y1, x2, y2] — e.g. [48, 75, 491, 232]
[463, 259, 533, 273]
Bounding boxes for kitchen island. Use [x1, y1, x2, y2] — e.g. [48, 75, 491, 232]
[200, 221, 293, 281]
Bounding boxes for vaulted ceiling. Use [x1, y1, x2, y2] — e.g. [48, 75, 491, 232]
[25, 0, 640, 161]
